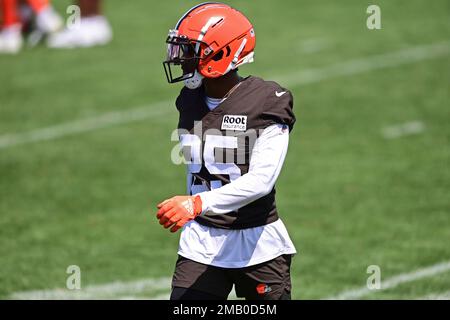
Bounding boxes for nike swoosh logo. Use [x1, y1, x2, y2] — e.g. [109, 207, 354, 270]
[275, 91, 286, 97]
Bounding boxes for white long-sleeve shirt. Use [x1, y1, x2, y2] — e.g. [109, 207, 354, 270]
[177, 97, 297, 268]
[199, 123, 290, 215]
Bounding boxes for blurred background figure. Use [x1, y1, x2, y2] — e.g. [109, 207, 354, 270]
[47, 0, 112, 49]
[0, 0, 62, 54]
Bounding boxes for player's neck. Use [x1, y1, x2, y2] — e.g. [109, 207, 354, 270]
[203, 71, 242, 99]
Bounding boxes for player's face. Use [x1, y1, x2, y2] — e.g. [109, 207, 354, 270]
[180, 45, 197, 75]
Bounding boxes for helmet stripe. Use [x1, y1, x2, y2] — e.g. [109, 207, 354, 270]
[194, 16, 222, 54]
[225, 37, 247, 74]
[175, 2, 222, 30]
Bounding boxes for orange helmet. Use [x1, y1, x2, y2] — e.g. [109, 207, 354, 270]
[163, 2, 256, 87]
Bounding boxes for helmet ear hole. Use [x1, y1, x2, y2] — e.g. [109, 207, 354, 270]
[212, 50, 224, 61]
[225, 45, 231, 57]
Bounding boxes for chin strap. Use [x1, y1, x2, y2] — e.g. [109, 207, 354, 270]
[184, 70, 204, 89]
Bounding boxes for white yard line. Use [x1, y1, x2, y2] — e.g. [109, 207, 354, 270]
[325, 260, 450, 300]
[11, 261, 450, 300]
[297, 38, 332, 54]
[417, 290, 450, 300]
[9, 261, 450, 300]
[382, 121, 425, 139]
[10, 277, 171, 300]
[146, 292, 171, 300]
[0, 101, 172, 150]
[0, 41, 448, 150]
[9, 277, 241, 300]
[275, 41, 450, 87]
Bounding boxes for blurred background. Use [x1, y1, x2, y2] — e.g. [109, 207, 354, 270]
[0, 0, 449, 299]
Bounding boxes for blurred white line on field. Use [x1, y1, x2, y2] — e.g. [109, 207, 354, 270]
[382, 121, 425, 139]
[147, 292, 171, 300]
[0, 101, 172, 150]
[276, 41, 450, 87]
[325, 260, 450, 300]
[0, 41, 449, 150]
[297, 38, 331, 54]
[10, 277, 171, 300]
[10, 276, 241, 300]
[417, 290, 450, 300]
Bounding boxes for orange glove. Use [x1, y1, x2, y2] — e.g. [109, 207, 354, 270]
[156, 195, 202, 233]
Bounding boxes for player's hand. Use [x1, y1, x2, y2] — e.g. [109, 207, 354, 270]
[156, 195, 202, 233]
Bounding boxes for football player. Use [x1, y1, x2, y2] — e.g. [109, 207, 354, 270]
[47, 0, 112, 49]
[0, 0, 62, 54]
[156, 2, 297, 300]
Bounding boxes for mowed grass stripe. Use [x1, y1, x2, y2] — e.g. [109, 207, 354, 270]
[0, 41, 449, 150]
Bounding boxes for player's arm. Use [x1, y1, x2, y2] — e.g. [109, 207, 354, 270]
[198, 123, 289, 215]
[156, 123, 289, 232]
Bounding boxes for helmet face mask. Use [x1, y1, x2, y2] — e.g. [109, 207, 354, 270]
[163, 30, 208, 84]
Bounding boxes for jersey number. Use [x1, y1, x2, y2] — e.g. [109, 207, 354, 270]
[180, 134, 242, 193]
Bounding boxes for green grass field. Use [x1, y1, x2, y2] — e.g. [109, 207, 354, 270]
[0, 0, 449, 299]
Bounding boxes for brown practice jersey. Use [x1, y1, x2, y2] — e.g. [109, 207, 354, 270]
[176, 76, 295, 229]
